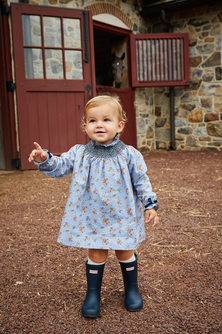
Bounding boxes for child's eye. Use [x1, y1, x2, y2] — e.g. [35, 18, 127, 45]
[89, 119, 95, 123]
[104, 118, 110, 122]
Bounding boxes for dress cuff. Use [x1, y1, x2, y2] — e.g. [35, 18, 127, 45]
[33, 149, 52, 166]
[144, 199, 157, 210]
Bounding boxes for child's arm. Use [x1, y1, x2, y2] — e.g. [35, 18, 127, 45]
[127, 147, 159, 226]
[28, 142, 78, 178]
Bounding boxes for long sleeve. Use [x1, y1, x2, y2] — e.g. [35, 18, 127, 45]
[36, 145, 81, 178]
[127, 146, 157, 208]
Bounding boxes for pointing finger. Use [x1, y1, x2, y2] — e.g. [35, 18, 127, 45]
[33, 142, 42, 150]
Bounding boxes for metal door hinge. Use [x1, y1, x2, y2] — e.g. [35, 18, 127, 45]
[6, 81, 16, 92]
[2, 4, 10, 16]
[11, 158, 20, 169]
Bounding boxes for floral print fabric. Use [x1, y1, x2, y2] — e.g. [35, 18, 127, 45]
[37, 136, 157, 250]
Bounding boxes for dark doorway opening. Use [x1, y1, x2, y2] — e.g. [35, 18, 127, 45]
[93, 22, 129, 88]
[93, 21, 137, 148]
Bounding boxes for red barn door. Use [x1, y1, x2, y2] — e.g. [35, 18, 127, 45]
[11, 4, 96, 169]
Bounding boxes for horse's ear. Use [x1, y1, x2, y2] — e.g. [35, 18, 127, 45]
[121, 52, 125, 60]
[112, 52, 116, 60]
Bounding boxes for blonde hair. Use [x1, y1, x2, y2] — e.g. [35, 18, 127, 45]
[81, 95, 127, 131]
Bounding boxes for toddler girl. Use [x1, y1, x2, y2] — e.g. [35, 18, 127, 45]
[28, 95, 159, 317]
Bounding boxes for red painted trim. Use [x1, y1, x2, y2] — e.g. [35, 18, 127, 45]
[93, 19, 133, 94]
[126, 35, 132, 88]
[93, 20, 132, 35]
[217, 12, 222, 22]
[0, 6, 18, 170]
[88, 10, 96, 98]
[130, 33, 190, 87]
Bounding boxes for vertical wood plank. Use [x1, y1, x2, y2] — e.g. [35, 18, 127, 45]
[172, 39, 175, 80]
[176, 39, 179, 80]
[163, 39, 167, 80]
[47, 92, 59, 154]
[56, 92, 68, 152]
[142, 39, 145, 82]
[168, 39, 171, 81]
[76, 92, 87, 144]
[66, 92, 77, 147]
[155, 39, 158, 81]
[151, 39, 153, 81]
[137, 40, 140, 82]
[27, 92, 39, 148]
[37, 92, 49, 149]
[180, 38, 183, 80]
[146, 40, 149, 82]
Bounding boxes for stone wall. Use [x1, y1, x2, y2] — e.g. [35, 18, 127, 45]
[18, 0, 147, 33]
[10, 0, 222, 151]
[136, 2, 222, 152]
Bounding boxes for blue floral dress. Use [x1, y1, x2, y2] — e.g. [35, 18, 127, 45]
[37, 135, 157, 250]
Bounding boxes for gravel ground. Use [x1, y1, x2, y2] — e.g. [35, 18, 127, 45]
[0, 150, 222, 333]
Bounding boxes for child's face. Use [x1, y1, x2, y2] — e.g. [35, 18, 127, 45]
[83, 103, 124, 145]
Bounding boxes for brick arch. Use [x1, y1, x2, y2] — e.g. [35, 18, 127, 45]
[84, 3, 133, 30]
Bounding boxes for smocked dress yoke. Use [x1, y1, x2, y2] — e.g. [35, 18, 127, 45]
[37, 136, 157, 250]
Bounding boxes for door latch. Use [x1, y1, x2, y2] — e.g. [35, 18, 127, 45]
[86, 84, 91, 100]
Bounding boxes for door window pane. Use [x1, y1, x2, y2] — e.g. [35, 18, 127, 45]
[22, 15, 83, 80]
[22, 15, 42, 47]
[65, 50, 83, 79]
[45, 49, 64, 79]
[24, 48, 43, 78]
[63, 19, 81, 48]
[43, 17, 62, 47]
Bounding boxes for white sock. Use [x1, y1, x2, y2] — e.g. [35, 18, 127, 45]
[119, 254, 136, 263]
[88, 258, 106, 265]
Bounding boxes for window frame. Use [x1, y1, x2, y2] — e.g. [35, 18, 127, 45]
[21, 13, 84, 80]
[130, 33, 190, 87]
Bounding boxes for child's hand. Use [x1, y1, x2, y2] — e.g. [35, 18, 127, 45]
[145, 208, 159, 227]
[28, 142, 48, 163]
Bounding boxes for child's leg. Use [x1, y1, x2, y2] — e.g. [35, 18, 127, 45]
[88, 249, 108, 263]
[115, 249, 134, 262]
[82, 249, 108, 318]
[116, 250, 143, 312]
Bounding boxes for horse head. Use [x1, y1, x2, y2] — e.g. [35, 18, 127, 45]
[111, 52, 125, 88]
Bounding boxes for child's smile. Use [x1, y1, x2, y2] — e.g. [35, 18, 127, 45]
[83, 103, 124, 145]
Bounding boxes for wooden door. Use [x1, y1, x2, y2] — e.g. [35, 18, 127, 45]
[11, 4, 96, 169]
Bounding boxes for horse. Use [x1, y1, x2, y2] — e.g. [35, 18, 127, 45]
[96, 52, 125, 88]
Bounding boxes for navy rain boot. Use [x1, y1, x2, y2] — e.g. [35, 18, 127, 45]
[81, 261, 105, 317]
[119, 253, 143, 312]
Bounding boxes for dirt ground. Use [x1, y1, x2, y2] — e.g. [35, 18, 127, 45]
[0, 150, 222, 334]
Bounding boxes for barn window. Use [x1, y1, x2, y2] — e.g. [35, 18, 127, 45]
[22, 14, 83, 80]
[130, 33, 190, 87]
